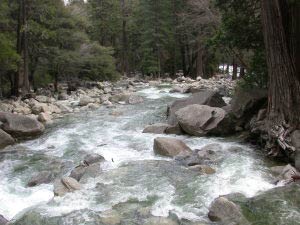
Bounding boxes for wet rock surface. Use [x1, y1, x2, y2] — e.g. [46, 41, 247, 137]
[153, 137, 192, 157]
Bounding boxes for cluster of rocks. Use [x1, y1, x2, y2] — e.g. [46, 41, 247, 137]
[0, 78, 147, 150]
[169, 75, 236, 97]
[207, 182, 300, 225]
[153, 137, 217, 175]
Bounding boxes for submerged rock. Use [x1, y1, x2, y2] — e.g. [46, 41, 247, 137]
[144, 217, 179, 225]
[153, 137, 192, 157]
[84, 153, 105, 165]
[236, 183, 300, 225]
[27, 171, 54, 187]
[0, 129, 15, 149]
[143, 123, 169, 134]
[189, 165, 216, 174]
[175, 104, 226, 136]
[208, 196, 249, 224]
[0, 112, 45, 138]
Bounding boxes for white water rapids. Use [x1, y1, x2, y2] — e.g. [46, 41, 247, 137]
[0, 85, 275, 224]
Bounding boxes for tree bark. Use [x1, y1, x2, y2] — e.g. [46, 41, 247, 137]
[232, 57, 237, 80]
[261, 0, 300, 125]
[240, 66, 245, 78]
[120, 0, 129, 76]
[196, 42, 204, 79]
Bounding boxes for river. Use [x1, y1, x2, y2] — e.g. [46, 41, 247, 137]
[0, 85, 276, 224]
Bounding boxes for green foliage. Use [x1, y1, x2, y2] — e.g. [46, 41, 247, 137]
[214, 0, 268, 88]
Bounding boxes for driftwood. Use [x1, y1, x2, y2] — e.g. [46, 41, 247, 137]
[267, 124, 295, 157]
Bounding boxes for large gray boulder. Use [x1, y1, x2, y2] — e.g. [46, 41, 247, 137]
[231, 89, 267, 123]
[153, 137, 192, 157]
[175, 104, 226, 136]
[208, 196, 249, 224]
[143, 123, 169, 134]
[0, 129, 15, 149]
[167, 91, 226, 125]
[79, 96, 95, 106]
[0, 112, 45, 138]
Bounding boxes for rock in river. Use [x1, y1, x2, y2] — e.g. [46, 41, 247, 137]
[53, 177, 81, 196]
[0, 129, 15, 149]
[0, 112, 45, 138]
[175, 104, 226, 136]
[153, 137, 192, 157]
[167, 90, 226, 125]
[143, 123, 169, 134]
[208, 196, 249, 224]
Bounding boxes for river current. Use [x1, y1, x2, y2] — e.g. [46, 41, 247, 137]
[0, 85, 276, 224]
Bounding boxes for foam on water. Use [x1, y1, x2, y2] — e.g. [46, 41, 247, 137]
[0, 86, 275, 222]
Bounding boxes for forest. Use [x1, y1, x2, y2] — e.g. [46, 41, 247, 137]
[0, 0, 300, 225]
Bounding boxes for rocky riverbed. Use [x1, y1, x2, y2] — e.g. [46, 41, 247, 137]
[0, 77, 299, 225]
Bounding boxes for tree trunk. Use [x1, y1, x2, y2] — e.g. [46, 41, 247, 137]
[120, 0, 129, 76]
[240, 66, 245, 78]
[196, 42, 204, 79]
[232, 57, 237, 80]
[225, 63, 229, 76]
[261, 0, 300, 125]
[180, 39, 187, 76]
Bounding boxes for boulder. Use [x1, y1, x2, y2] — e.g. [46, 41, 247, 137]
[0, 112, 45, 138]
[153, 137, 192, 157]
[175, 105, 226, 136]
[37, 112, 52, 124]
[169, 85, 190, 94]
[83, 153, 105, 165]
[53, 177, 81, 196]
[87, 103, 100, 110]
[55, 103, 73, 113]
[196, 143, 222, 162]
[208, 197, 249, 224]
[69, 165, 87, 181]
[143, 123, 169, 134]
[0, 129, 15, 149]
[35, 95, 54, 103]
[27, 171, 54, 187]
[274, 164, 299, 184]
[165, 124, 184, 135]
[231, 89, 267, 123]
[109, 93, 130, 103]
[167, 91, 226, 125]
[127, 95, 144, 104]
[238, 183, 300, 225]
[58, 93, 69, 100]
[0, 215, 8, 225]
[175, 152, 203, 167]
[79, 96, 95, 106]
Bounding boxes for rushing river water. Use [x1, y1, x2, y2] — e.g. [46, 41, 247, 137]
[0, 85, 278, 224]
